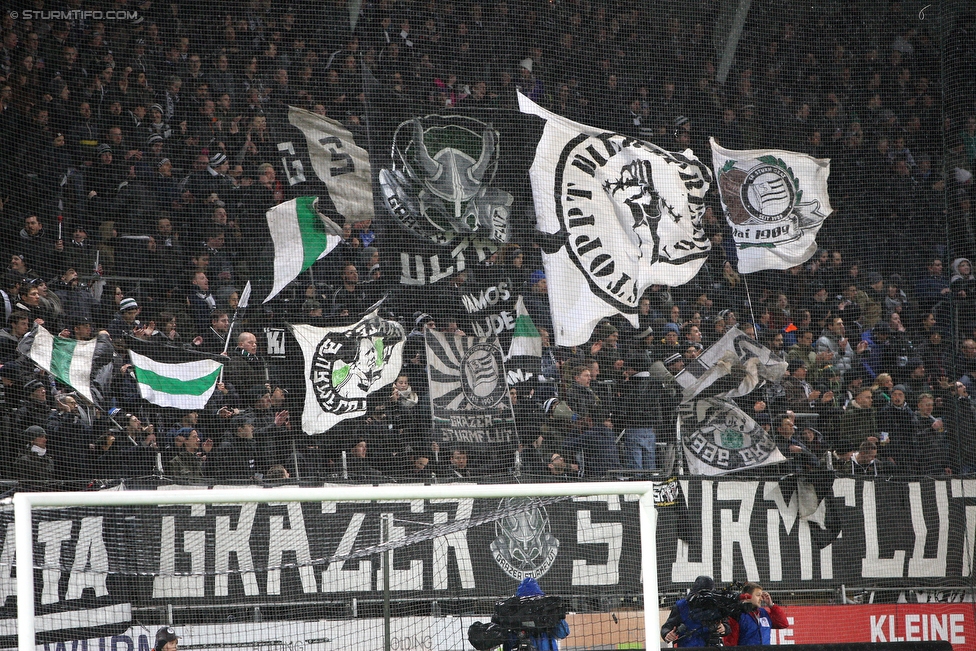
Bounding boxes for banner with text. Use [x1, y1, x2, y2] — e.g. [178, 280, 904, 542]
[5, 477, 976, 644]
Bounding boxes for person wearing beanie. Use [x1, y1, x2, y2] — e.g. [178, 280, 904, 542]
[107, 296, 143, 341]
[515, 57, 543, 102]
[86, 139, 125, 220]
[13, 425, 55, 482]
[878, 383, 919, 471]
[661, 575, 726, 646]
[147, 103, 173, 140]
[154, 626, 178, 651]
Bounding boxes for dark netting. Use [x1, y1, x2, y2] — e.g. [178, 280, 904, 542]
[2, 0, 976, 646]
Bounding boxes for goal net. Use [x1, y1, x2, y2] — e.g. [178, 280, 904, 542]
[8, 482, 660, 651]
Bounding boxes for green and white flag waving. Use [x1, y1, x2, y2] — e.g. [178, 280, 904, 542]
[265, 196, 344, 303]
[710, 137, 832, 273]
[505, 295, 542, 387]
[22, 326, 100, 403]
[128, 349, 223, 409]
[506, 296, 542, 359]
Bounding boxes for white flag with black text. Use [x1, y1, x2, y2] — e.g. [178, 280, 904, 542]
[519, 93, 711, 346]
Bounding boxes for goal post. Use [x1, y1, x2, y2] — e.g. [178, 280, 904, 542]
[13, 481, 660, 651]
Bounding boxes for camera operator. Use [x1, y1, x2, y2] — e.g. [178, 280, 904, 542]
[722, 583, 788, 646]
[501, 578, 570, 651]
[661, 575, 727, 647]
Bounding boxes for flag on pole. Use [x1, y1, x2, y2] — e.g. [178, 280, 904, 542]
[288, 106, 374, 225]
[291, 312, 406, 433]
[265, 196, 344, 303]
[21, 326, 99, 403]
[506, 296, 542, 359]
[710, 137, 833, 273]
[128, 349, 223, 409]
[505, 296, 542, 387]
[519, 92, 712, 346]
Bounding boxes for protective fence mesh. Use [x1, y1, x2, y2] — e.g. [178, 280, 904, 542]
[7, 493, 646, 650]
[2, 0, 976, 647]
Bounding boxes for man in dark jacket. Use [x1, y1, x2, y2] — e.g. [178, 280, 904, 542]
[661, 575, 727, 647]
[877, 384, 920, 471]
[563, 363, 620, 476]
[215, 413, 262, 482]
[947, 381, 976, 474]
[13, 425, 55, 482]
[0, 311, 29, 363]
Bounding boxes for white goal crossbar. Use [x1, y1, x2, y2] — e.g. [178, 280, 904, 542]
[13, 481, 659, 651]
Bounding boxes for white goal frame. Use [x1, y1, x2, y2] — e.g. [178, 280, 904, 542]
[14, 481, 659, 651]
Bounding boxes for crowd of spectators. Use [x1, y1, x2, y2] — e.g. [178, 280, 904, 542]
[0, 2, 973, 486]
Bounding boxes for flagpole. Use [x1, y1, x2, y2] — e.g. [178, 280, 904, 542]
[742, 274, 758, 332]
[220, 281, 252, 382]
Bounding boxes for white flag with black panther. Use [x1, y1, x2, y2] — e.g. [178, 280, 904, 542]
[674, 326, 789, 403]
[679, 398, 787, 475]
[519, 92, 712, 347]
[290, 312, 406, 434]
[710, 137, 832, 273]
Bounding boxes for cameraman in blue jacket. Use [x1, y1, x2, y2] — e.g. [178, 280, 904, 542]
[661, 575, 727, 647]
[503, 577, 570, 651]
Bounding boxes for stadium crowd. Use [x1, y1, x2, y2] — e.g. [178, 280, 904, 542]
[0, 2, 973, 485]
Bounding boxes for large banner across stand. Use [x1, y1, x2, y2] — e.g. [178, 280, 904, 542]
[5, 477, 976, 646]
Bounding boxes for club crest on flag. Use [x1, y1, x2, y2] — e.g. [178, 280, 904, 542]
[459, 341, 507, 408]
[379, 115, 513, 245]
[717, 156, 826, 238]
[428, 334, 508, 410]
[679, 398, 786, 475]
[710, 138, 832, 273]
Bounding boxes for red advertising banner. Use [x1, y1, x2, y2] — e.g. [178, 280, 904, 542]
[764, 604, 976, 649]
[592, 605, 976, 650]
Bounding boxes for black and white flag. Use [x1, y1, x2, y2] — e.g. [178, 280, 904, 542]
[290, 312, 406, 433]
[288, 106, 374, 225]
[519, 93, 712, 346]
[674, 326, 788, 403]
[424, 330, 518, 453]
[679, 398, 786, 475]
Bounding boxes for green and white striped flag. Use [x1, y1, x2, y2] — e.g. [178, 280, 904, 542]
[505, 296, 542, 387]
[506, 296, 542, 359]
[23, 326, 99, 403]
[265, 196, 344, 303]
[128, 349, 223, 409]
